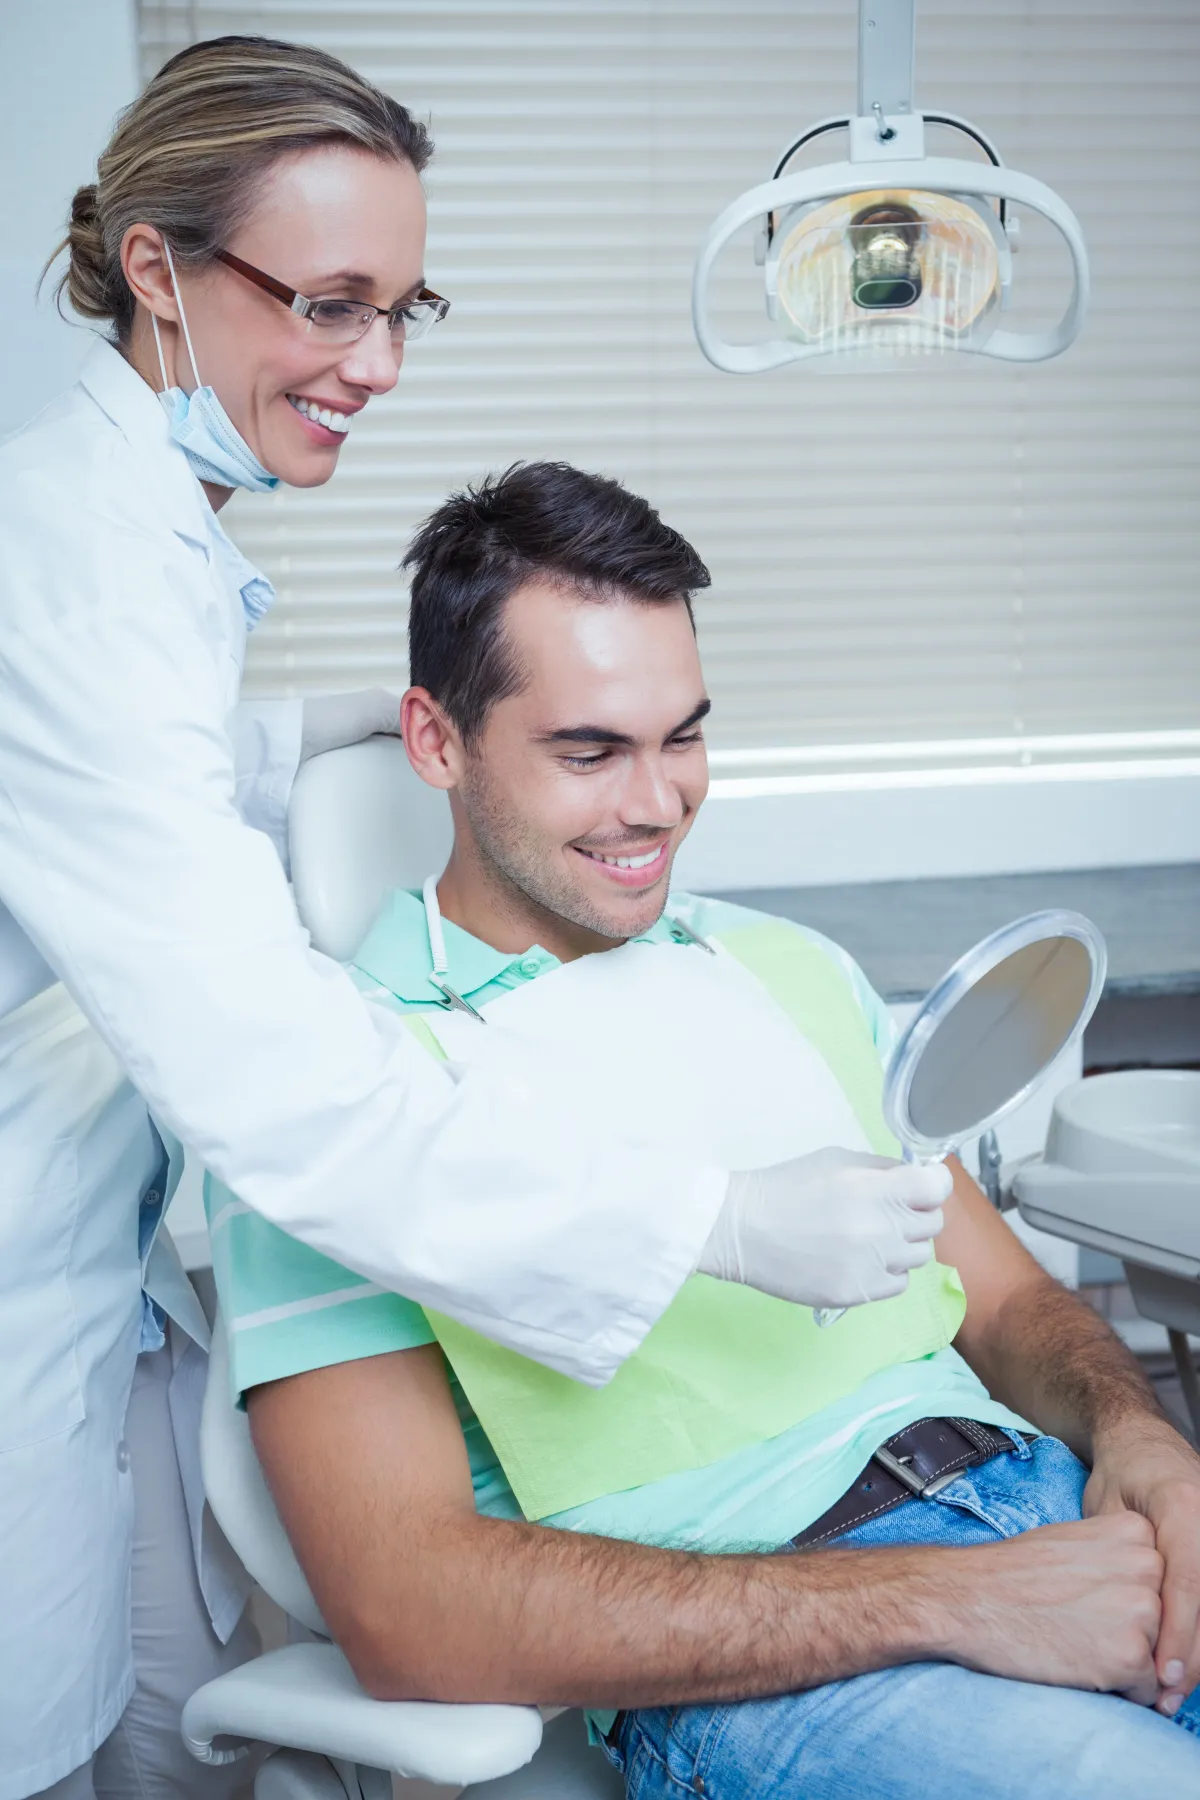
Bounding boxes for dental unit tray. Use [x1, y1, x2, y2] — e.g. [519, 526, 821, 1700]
[1017, 1071, 1200, 1295]
[1016, 1070, 1200, 1434]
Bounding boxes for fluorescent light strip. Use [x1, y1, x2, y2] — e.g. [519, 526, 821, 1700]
[707, 730, 1200, 773]
[709, 757, 1200, 801]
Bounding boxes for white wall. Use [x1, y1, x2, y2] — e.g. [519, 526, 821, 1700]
[674, 765, 1200, 892]
[0, 0, 139, 439]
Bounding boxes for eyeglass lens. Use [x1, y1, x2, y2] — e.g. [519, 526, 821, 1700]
[308, 299, 441, 344]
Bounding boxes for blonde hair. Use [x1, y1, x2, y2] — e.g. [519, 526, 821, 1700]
[51, 34, 432, 339]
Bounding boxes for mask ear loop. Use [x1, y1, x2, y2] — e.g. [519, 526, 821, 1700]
[152, 239, 202, 393]
[149, 309, 171, 397]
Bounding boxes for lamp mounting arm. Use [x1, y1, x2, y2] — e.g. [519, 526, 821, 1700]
[858, 0, 916, 125]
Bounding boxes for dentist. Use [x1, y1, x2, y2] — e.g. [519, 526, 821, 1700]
[0, 34, 944, 1800]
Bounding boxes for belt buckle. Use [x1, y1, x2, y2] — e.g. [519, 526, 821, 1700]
[873, 1444, 964, 1500]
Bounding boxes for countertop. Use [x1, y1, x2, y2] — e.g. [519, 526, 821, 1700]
[717, 864, 1200, 1004]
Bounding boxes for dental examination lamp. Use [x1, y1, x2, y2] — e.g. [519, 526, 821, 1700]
[693, 0, 1090, 371]
[817, 912, 1107, 1328]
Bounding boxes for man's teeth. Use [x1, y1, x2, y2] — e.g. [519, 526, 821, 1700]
[584, 847, 662, 869]
[287, 394, 351, 434]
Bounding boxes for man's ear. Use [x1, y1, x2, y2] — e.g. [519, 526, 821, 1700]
[401, 687, 465, 791]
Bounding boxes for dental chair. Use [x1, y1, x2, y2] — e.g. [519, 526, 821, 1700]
[182, 737, 624, 1799]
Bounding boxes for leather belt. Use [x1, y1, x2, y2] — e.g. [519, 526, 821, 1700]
[790, 1416, 1028, 1550]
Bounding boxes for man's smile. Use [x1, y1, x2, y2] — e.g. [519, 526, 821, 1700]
[573, 841, 671, 885]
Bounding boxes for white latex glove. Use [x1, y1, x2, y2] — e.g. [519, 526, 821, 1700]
[299, 689, 401, 761]
[697, 1147, 951, 1311]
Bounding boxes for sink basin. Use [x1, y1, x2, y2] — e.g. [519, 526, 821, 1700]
[1015, 1071, 1200, 1282]
[1043, 1069, 1200, 1174]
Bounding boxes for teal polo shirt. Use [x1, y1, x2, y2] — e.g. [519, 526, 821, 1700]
[205, 888, 1031, 1736]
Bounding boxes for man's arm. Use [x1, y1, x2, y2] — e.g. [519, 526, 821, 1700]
[248, 1346, 1164, 1710]
[939, 1158, 1200, 1714]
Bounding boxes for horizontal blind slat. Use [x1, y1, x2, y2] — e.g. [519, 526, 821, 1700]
[140, 1, 1200, 752]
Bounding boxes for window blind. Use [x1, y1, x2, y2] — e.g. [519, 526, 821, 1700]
[138, 1, 1200, 772]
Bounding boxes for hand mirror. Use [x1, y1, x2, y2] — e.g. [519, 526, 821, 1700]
[883, 908, 1107, 1160]
[815, 909, 1106, 1327]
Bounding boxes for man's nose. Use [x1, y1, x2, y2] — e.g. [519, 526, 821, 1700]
[620, 755, 685, 829]
[338, 315, 402, 396]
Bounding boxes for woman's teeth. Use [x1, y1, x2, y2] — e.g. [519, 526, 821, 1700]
[287, 394, 351, 434]
[583, 847, 663, 869]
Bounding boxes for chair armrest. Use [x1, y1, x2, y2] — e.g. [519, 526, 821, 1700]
[462, 1708, 626, 1798]
[182, 1642, 543, 1785]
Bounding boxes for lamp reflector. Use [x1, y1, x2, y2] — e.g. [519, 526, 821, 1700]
[776, 188, 1003, 357]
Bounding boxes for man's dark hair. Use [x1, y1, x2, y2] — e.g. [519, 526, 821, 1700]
[404, 460, 711, 746]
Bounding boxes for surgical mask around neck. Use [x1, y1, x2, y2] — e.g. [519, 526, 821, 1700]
[151, 242, 279, 494]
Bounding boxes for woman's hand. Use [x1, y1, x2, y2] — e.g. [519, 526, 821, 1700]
[300, 689, 401, 761]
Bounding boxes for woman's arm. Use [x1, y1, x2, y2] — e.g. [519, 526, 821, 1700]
[0, 477, 719, 1384]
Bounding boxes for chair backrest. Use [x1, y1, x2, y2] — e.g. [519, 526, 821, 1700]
[202, 738, 451, 1627]
[289, 735, 453, 962]
[201, 1311, 329, 1635]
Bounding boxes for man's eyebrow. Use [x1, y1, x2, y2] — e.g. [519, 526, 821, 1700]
[537, 698, 711, 749]
[539, 725, 636, 747]
[668, 698, 712, 737]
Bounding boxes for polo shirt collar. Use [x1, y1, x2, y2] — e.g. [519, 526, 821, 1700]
[352, 886, 681, 1005]
[353, 888, 525, 1004]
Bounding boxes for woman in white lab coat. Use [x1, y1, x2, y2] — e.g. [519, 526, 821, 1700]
[0, 35, 732, 1800]
[0, 32, 938, 1799]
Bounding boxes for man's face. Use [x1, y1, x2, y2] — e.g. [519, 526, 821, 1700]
[455, 579, 710, 944]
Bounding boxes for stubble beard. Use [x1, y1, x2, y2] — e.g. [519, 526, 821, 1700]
[458, 761, 670, 945]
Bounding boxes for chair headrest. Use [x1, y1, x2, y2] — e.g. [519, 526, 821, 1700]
[288, 736, 453, 961]
[202, 1314, 329, 1634]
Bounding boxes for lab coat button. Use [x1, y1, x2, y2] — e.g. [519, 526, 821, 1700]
[141, 1189, 161, 1209]
[116, 1438, 130, 1473]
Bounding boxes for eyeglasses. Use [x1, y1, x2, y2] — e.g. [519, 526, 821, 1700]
[213, 249, 450, 344]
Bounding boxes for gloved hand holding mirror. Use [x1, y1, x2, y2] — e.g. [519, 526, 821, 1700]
[703, 909, 1106, 1324]
[815, 907, 1107, 1325]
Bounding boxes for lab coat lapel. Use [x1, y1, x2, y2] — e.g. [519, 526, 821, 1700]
[77, 341, 274, 646]
[77, 339, 210, 542]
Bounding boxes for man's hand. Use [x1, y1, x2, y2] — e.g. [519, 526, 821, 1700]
[699, 1149, 950, 1310]
[938, 1513, 1165, 1706]
[1085, 1412, 1200, 1715]
[937, 1165, 1199, 1711]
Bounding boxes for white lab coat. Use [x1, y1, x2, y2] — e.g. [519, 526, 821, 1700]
[0, 341, 725, 1791]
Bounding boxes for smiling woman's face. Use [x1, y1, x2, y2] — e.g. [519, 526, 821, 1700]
[127, 143, 428, 489]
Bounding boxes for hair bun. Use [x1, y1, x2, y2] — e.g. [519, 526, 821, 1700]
[60, 181, 115, 321]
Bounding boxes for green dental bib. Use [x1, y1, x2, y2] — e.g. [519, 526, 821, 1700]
[417, 922, 965, 1520]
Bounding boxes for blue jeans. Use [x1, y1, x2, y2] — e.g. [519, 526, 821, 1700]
[603, 1437, 1200, 1800]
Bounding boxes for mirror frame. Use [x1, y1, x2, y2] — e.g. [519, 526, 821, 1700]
[883, 908, 1108, 1160]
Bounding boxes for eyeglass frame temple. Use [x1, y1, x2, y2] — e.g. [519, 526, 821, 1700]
[213, 248, 449, 327]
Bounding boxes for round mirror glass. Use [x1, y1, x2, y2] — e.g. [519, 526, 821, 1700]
[884, 910, 1107, 1159]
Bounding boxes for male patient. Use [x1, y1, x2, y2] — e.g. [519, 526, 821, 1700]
[208, 462, 1200, 1797]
